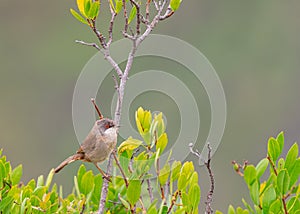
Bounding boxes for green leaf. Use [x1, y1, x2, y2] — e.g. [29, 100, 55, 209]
[88, 1, 100, 19]
[0, 196, 14, 211]
[189, 171, 198, 186]
[170, 0, 182, 11]
[181, 192, 189, 207]
[244, 165, 257, 186]
[127, 180, 141, 205]
[278, 158, 285, 170]
[269, 199, 282, 214]
[0, 161, 6, 189]
[45, 169, 54, 190]
[118, 137, 143, 154]
[262, 185, 276, 213]
[178, 172, 187, 191]
[74, 176, 81, 198]
[285, 143, 298, 172]
[128, 6, 137, 24]
[228, 205, 236, 214]
[181, 161, 194, 179]
[268, 137, 281, 162]
[91, 174, 103, 205]
[156, 133, 168, 156]
[84, 0, 92, 17]
[276, 131, 284, 153]
[148, 199, 159, 214]
[115, 0, 123, 14]
[77, 164, 86, 184]
[242, 198, 254, 213]
[70, 8, 89, 25]
[256, 158, 269, 179]
[286, 196, 300, 213]
[159, 163, 170, 186]
[152, 113, 166, 138]
[37, 175, 44, 187]
[289, 159, 300, 188]
[188, 183, 201, 209]
[119, 194, 131, 209]
[10, 164, 22, 186]
[171, 161, 182, 182]
[80, 171, 94, 195]
[277, 169, 290, 196]
[249, 180, 259, 206]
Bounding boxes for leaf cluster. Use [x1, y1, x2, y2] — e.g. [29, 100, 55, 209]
[0, 107, 201, 213]
[217, 132, 300, 214]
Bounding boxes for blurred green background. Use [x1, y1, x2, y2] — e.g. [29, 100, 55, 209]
[1, 0, 300, 212]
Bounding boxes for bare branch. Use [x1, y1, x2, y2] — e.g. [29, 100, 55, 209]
[146, 179, 154, 203]
[145, 0, 151, 24]
[107, 12, 117, 47]
[122, 0, 129, 33]
[112, 151, 129, 187]
[103, 50, 123, 78]
[204, 143, 214, 214]
[91, 98, 104, 119]
[122, 31, 135, 40]
[153, 0, 159, 11]
[129, 0, 141, 35]
[159, 7, 174, 21]
[189, 143, 215, 214]
[75, 40, 101, 51]
[90, 20, 107, 49]
[98, 153, 113, 214]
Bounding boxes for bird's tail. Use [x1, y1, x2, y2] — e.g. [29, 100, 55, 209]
[54, 153, 84, 173]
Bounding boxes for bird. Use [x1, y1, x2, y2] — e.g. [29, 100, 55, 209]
[54, 118, 117, 181]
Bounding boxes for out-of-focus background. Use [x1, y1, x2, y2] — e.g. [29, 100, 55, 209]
[1, 0, 300, 212]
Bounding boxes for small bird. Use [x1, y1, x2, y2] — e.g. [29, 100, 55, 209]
[54, 118, 117, 180]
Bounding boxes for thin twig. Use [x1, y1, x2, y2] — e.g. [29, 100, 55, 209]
[146, 179, 154, 203]
[204, 143, 214, 214]
[128, 148, 139, 173]
[129, 0, 141, 35]
[159, 7, 174, 21]
[107, 12, 117, 47]
[75, 40, 101, 51]
[112, 151, 129, 187]
[91, 98, 103, 119]
[122, 0, 129, 33]
[145, 0, 151, 24]
[267, 156, 278, 176]
[189, 143, 215, 214]
[167, 190, 179, 213]
[90, 20, 107, 49]
[104, 53, 123, 78]
[98, 153, 113, 214]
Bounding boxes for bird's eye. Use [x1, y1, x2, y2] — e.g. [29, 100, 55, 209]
[105, 124, 110, 129]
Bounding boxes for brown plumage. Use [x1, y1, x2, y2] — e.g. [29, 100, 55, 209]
[54, 118, 117, 179]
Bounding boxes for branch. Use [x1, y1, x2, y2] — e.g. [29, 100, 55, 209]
[122, 0, 129, 33]
[75, 40, 101, 51]
[90, 20, 107, 49]
[159, 7, 174, 21]
[107, 14, 117, 47]
[98, 153, 113, 214]
[129, 0, 141, 35]
[145, 0, 151, 24]
[104, 53, 123, 78]
[189, 143, 215, 214]
[204, 143, 214, 214]
[146, 178, 154, 203]
[112, 151, 129, 187]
